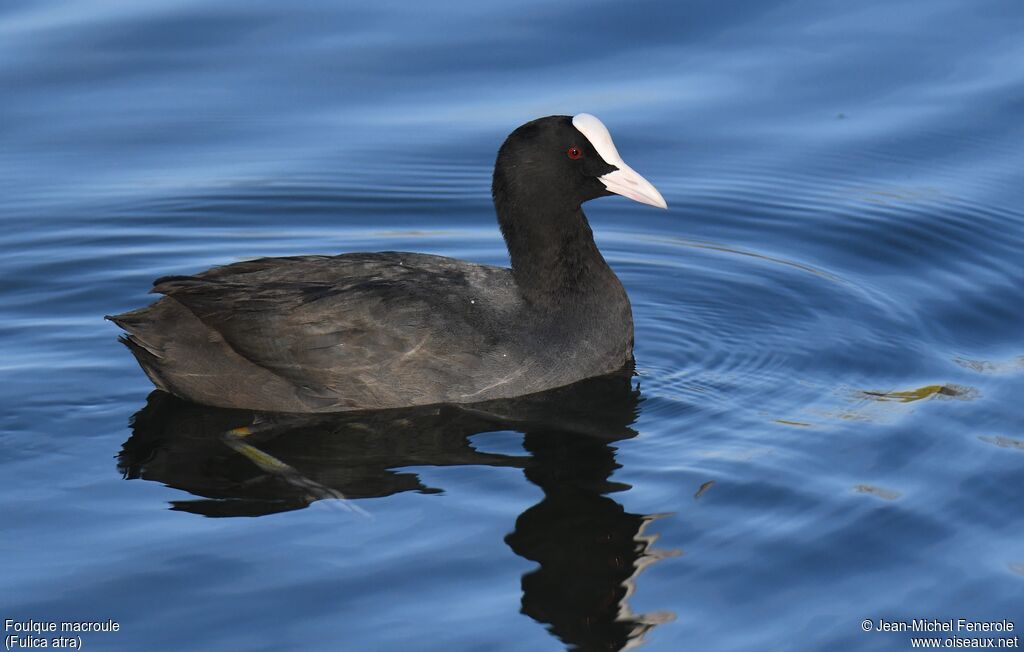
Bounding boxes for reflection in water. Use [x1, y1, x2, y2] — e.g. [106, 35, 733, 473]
[507, 431, 677, 651]
[118, 372, 678, 650]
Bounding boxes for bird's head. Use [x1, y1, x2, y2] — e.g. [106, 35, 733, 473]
[493, 113, 667, 212]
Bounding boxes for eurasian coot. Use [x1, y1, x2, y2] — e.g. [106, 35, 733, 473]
[108, 113, 667, 412]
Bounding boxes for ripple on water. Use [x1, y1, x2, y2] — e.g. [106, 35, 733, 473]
[607, 232, 923, 423]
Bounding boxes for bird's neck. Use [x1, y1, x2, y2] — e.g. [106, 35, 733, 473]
[494, 197, 621, 305]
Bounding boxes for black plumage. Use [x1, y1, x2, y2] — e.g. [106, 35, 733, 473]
[108, 115, 664, 412]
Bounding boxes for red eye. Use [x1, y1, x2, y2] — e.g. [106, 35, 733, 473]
[567, 146, 582, 160]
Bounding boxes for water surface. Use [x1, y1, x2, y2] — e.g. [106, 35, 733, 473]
[2, 1, 1023, 650]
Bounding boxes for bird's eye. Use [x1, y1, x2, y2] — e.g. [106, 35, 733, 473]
[566, 146, 582, 160]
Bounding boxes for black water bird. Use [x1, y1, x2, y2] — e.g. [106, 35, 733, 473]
[108, 114, 667, 412]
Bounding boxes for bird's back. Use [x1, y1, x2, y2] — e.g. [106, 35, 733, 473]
[109, 252, 607, 412]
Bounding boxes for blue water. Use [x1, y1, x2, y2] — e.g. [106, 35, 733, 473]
[2, 1, 1023, 650]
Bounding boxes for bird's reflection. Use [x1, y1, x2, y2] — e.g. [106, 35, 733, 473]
[508, 430, 677, 651]
[118, 371, 677, 650]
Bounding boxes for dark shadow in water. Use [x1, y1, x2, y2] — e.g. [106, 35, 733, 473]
[507, 430, 678, 650]
[118, 372, 677, 650]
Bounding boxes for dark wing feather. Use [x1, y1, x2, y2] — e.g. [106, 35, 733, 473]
[150, 253, 521, 408]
